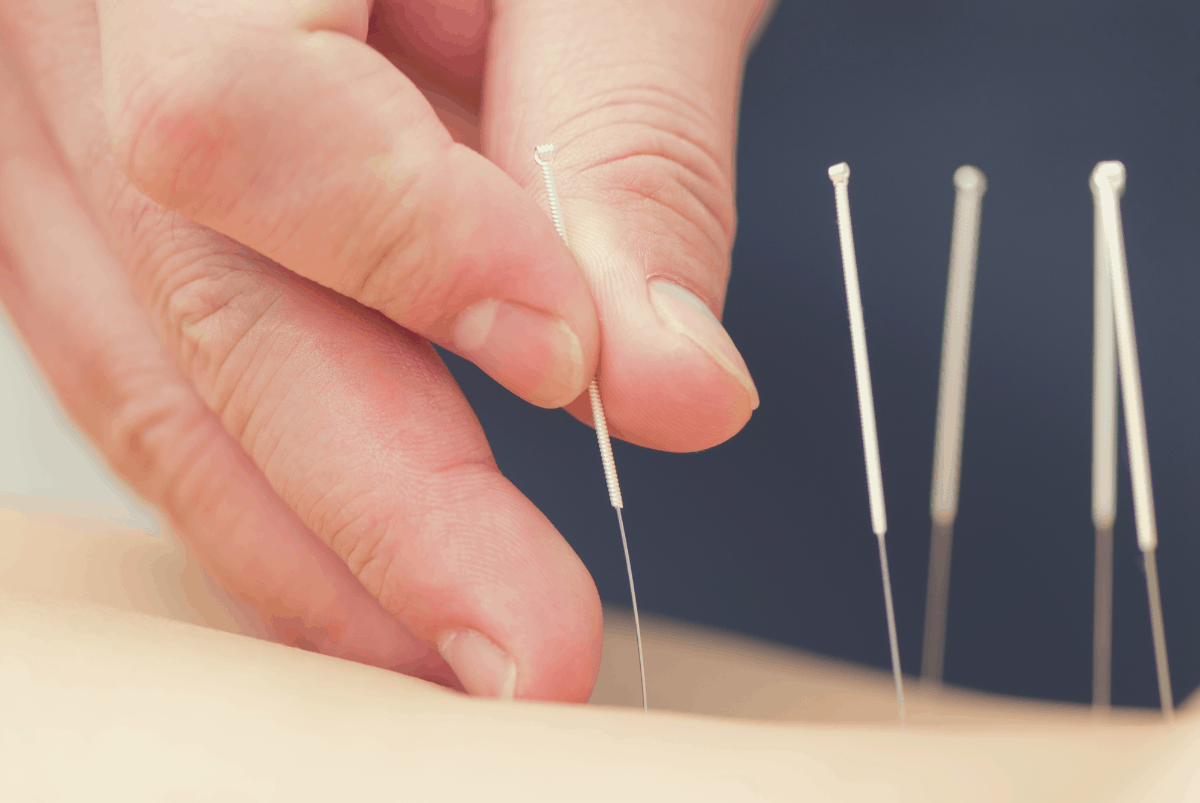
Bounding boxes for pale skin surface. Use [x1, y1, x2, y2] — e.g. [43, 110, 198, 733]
[0, 0, 768, 701]
[3, 507, 1199, 801]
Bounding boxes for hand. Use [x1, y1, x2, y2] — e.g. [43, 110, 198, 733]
[0, 0, 767, 701]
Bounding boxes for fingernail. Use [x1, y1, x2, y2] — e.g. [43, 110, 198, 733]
[452, 299, 584, 408]
[437, 629, 518, 700]
[648, 279, 759, 410]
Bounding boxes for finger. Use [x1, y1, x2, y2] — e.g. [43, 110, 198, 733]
[96, 0, 597, 410]
[6, 3, 603, 701]
[485, 0, 770, 451]
[0, 41, 452, 685]
[365, 0, 489, 149]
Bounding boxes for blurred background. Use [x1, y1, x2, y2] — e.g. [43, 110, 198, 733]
[2, 0, 1197, 708]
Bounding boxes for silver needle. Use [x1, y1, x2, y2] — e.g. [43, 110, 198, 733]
[922, 165, 987, 688]
[1091, 161, 1173, 721]
[535, 144, 648, 712]
[828, 162, 906, 723]
[1090, 169, 1118, 714]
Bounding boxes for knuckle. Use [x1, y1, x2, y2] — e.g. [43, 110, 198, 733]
[323, 492, 394, 596]
[91, 349, 211, 501]
[560, 86, 738, 259]
[110, 44, 244, 215]
[121, 214, 286, 445]
[337, 174, 447, 328]
[159, 257, 273, 386]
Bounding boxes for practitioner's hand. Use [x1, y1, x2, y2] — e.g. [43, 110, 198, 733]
[0, 0, 768, 701]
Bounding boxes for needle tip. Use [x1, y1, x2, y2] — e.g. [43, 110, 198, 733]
[828, 162, 850, 183]
[534, 144, 555, 165]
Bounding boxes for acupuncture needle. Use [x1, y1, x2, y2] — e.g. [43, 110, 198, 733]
[534, 143, 648, 713]
[1091, 160, 1173, 721]
[1090, 167, 1118, 714]
[828, 162, 906, 723]
[921, 165, 987, 688]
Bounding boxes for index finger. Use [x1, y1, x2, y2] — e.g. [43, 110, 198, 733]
[97, 0, 598, 410]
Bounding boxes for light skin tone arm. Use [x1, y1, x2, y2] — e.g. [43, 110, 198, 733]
[0, 0, 766, 701]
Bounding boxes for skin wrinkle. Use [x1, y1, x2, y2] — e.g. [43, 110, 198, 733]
[166, 268, 277, 386]
[167, 264, 284, 373]
[376, 476, 538, 615]
[375, 183, 488, 342]
[548, 86, 732, 190]
[360, 504, 448, 621]
[100, 194, 312, 439]
[585, 73, 728, 139]
[340, 166, 440, 325]
[580, 150, 733, 261]
[548, 65, 730, 151]
[235, 333, 316, 476]
[532, 114, 733, 243]
[106, 184, 185, 285]
[98, 372, 214, 501]
[486, 55, 739, 295]
[317, 485, 392, 581]
[164, 265, 297, 428]
[213, 307, 300, 465]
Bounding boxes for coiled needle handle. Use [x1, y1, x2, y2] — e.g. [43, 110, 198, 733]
[535, 144, 646, 712]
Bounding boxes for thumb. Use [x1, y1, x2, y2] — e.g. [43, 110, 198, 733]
[484, 0, 769, 451]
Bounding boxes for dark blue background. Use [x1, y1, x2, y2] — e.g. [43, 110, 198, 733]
[443, 0, 1200, 708]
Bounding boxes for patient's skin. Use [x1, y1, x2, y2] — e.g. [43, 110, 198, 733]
[0, 0, 769, 703]
[2, 508, 1197, 802]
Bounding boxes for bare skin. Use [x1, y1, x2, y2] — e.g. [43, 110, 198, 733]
[2, 507, 1197, 802]
[0, 0, 768, 701]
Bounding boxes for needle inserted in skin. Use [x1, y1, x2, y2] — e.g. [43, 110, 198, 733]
[922, 166, 986, 689]
[828, 162, 906, 723]
[1090, 170, 1118, 713]
[1091, 161, 1173, 721]
[535, 144, 648, 712]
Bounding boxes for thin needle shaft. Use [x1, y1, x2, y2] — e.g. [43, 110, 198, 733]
[1144, 551, 1172, 717]
[828, 162, 905, 723]
[1091, 161, 1173, 721]
[1092, 523, 1114, 712]
[921, 520, 953, 687]
[878, 533, 906, 722]
[535, 144, 647, 712]
[1090, 170, 1118, 712]
[616, 508, 648, 710]
[923, 166, 987, 687]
